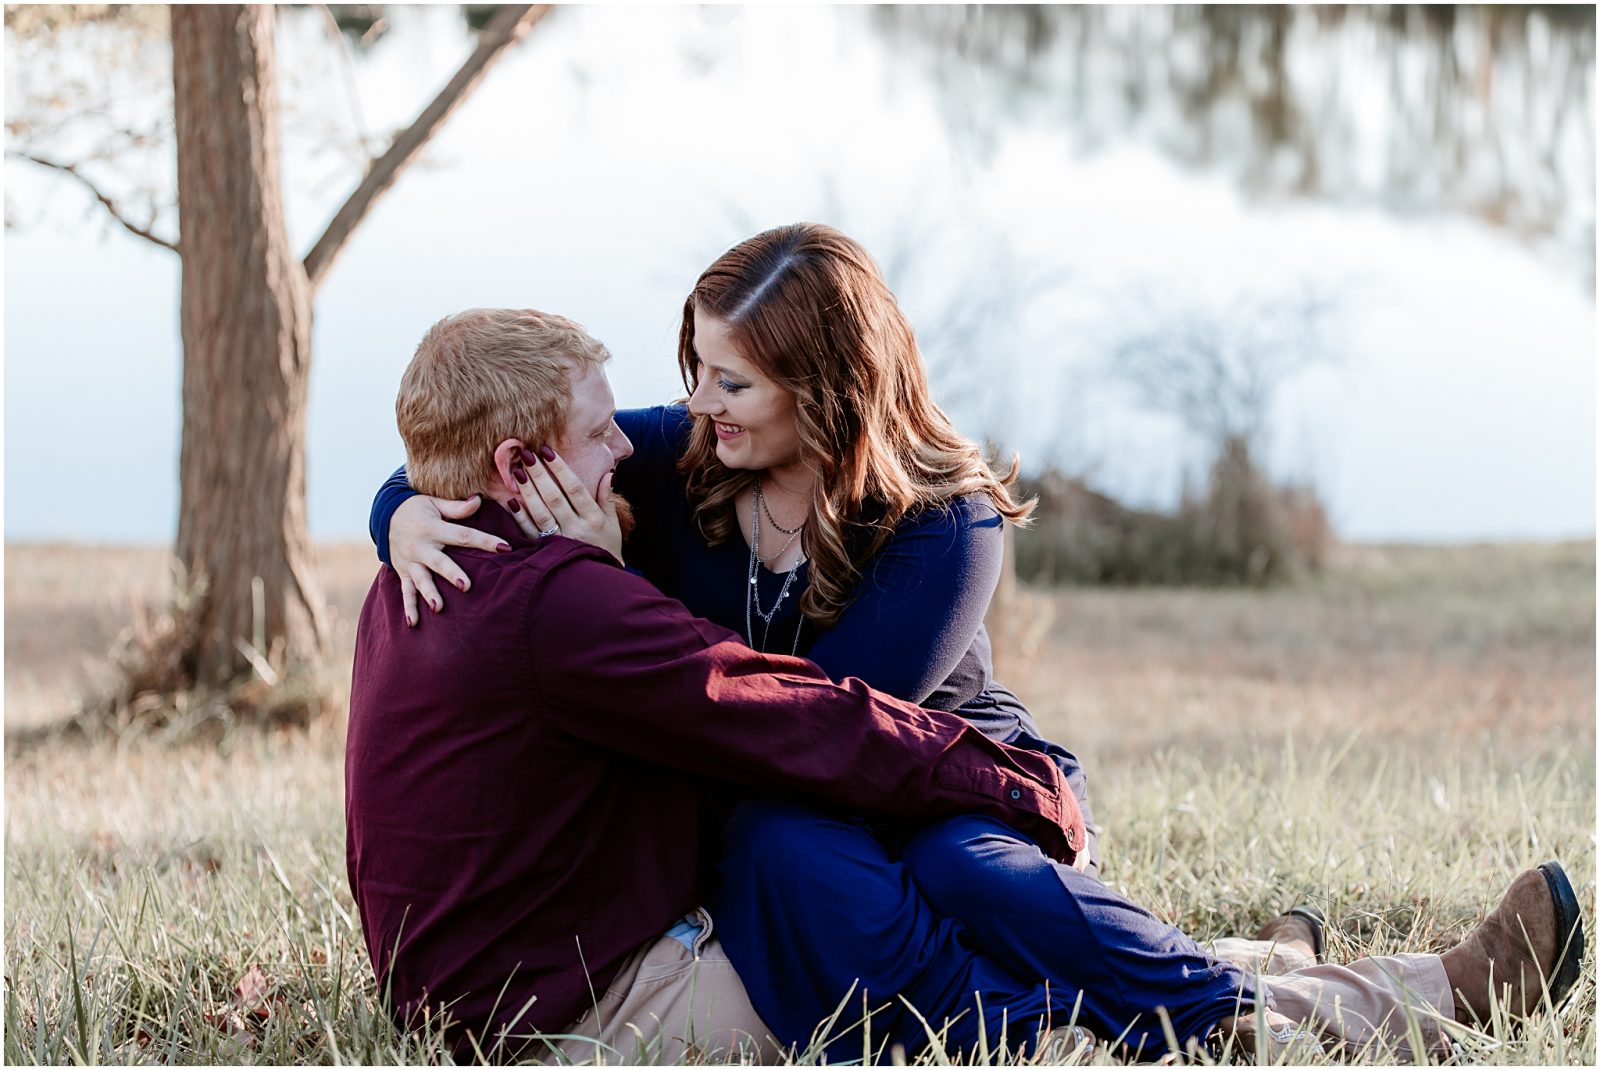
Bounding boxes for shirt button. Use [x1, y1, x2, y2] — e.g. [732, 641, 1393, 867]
[1009, 788, 1021, 800]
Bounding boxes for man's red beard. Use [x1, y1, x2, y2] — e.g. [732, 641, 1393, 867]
[613, 491, 636, 543]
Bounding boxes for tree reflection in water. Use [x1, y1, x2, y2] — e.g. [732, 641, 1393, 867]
[869, 5, 1595, 276]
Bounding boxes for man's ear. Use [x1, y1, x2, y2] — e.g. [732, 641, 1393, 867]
[491, 439, 527, 497]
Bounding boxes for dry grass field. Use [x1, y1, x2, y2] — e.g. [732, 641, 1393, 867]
[3, 539, 1595, 1064]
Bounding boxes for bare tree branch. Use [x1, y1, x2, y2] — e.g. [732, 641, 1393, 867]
[7, 149, 178, 253]
[301, 3, 551, 293]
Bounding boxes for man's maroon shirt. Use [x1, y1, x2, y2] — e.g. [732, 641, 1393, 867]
[345, 504, 1084, 1051]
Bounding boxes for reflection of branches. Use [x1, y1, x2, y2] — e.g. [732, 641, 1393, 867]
[851, 204, 1072, 444]
[1111, 284, 1339, 446]
[910, 246, 1071, 427]
[5, 150, 177, 252]
[317, 4, 376, 159]
[868, 6, 1595, 271]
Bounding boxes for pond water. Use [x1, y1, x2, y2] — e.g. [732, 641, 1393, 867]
[5, 5, 1593, 542]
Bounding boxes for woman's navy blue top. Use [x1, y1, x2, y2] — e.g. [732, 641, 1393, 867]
[370, 405, 1096, 855]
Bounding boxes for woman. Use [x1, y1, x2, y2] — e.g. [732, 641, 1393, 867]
[371, 223, 1100, 869]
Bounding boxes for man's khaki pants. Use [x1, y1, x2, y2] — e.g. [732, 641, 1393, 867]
[541, 909, 782, 1065]
[539, 916, 1455, 1064]
[1212, 936, 1457, 1059]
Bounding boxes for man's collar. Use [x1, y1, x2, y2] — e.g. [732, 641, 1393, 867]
[460, 498, 536, 549]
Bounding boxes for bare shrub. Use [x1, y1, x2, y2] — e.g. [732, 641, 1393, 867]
[1175, 433, 1332, 584]
[1027, 280, 1346, 585]
[1014, 446, 1334, 586]
[1012, 469, 1183, 585]
[68, 563, 336, 743]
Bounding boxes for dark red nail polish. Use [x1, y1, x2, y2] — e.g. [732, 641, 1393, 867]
[512, 466, 528, 484]
[407, 612, 417, 628]
[521, 447, 539, 466]
[540, 445, 556, 462]
[508, 499, 521, 513]
[496, 541, 512, 552]
[455, 578, 467, 592]
[430, 598, 441, 613]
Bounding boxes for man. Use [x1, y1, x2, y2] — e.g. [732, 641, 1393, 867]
[348, 308, 1583, 1063]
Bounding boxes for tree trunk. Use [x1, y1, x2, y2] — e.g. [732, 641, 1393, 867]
[171, 5, 326, 686]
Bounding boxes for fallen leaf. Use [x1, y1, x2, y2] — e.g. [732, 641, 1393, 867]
[234, 965, 271, 1016]
[203, 1003, 251, 1038]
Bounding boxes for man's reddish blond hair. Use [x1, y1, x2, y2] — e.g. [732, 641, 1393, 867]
[397, 309, 610, 499]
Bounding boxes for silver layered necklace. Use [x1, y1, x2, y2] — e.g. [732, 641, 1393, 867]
[745, 477, 808, 656]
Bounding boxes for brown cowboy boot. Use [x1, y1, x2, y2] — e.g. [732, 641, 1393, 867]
[1441, 861, 1585, 1025]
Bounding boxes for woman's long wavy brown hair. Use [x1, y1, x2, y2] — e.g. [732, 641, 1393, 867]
[677, 223, 1035, 629]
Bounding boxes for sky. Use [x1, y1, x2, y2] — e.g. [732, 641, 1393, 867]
[4, 5, 1594, 544]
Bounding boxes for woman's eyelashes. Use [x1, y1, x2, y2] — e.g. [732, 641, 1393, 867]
[719, 378, 747, 394]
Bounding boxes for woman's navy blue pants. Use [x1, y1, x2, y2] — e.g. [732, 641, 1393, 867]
[713, 802, 1255, 1062]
